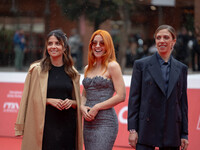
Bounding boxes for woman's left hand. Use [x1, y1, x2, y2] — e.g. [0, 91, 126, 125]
[61, 99, 73, 110]
[88, 104, 100, 120]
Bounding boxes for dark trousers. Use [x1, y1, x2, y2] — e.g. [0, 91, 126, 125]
[136, 143, 179, 150]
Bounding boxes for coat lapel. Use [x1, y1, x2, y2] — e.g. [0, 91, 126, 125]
[148, 53, 166, 96]
[167, 57, 180, 99]
[39, 68, 48, 109]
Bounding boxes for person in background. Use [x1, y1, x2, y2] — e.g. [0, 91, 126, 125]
[15, 29, 83, 150]
[174, 26, 189, 66]
[128, 25, 189, 150]
[187, 30, 200, 71]
[194, 25, 200, 71]
[68, 28, 83, 71]
[80, 29, 126, 150]
[13, 28, 26, 71]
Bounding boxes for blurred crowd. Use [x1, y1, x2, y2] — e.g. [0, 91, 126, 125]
[124, 26, 200, 72]
[0, 26, 200, 72]
[0, 27, 44, 70]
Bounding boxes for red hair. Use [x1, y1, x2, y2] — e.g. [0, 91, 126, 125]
[85, 30, 116, 76]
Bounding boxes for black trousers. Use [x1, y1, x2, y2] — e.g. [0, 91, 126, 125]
[136, 143, 179, 150]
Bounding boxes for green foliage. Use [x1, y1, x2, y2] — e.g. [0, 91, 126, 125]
[57, 0, 127, 29]
[86, 1, 118, 23]
[185, 14, 194, 32]
[0, 29, 15, 53]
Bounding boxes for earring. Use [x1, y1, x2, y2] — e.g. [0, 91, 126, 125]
[171, 44, 174, 50]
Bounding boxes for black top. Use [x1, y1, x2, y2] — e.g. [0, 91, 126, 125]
[42, 65, 77, 150]
[156, 52, 171, 95]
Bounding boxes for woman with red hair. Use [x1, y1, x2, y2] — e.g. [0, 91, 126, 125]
[81, 29, 126, 150]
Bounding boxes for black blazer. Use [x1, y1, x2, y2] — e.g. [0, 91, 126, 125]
[128, 53, 188, 147]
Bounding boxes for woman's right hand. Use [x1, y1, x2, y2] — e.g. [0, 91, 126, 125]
[80, 105, 93, 121]
[46, 98, 63, 111]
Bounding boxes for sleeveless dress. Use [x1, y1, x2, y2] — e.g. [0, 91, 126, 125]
[42, 65, 77, 150]
[82, 76, 118, 150]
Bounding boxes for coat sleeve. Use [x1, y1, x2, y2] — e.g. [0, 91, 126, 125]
[181, 66, 188, 139]
[72, 74, 83, 150]
[14, 64, 37, 136]
[128, 60, 142, 131]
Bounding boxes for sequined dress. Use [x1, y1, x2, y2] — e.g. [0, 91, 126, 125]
[82, 76, 118, 150]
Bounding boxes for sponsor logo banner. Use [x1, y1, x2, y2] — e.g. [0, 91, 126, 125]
[0, 73, 200, 149]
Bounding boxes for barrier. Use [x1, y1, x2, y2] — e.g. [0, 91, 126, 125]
[0, 72, 200, 149]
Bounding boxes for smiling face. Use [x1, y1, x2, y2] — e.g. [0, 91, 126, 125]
[92, 34, 106, 59]
[155, 29, 176, 57]
[47, 35, 64, 59]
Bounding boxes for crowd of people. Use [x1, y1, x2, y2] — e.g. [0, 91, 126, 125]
[174, 26, 200, 71]
[15, 25, 189, 150]
[125, 26, 200, 72]
[0, 25, 200, 73]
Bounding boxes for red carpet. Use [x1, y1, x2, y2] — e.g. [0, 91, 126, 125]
[0, 136, 132, 150]
[0, 137, 22, 150]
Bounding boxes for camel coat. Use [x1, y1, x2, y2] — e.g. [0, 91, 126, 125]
[15, 62, 83, 150]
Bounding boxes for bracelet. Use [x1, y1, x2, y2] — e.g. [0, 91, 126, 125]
[129, 129, 136, 134]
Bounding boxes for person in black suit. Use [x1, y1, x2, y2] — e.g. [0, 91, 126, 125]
[128, 25, 189, 150]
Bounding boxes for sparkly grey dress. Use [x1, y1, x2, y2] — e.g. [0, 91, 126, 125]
[82, 76, 118, 150]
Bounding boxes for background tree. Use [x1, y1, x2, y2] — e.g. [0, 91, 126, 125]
[113, 0, 135, 71]
[57, 0, 118, 30]
[57, 0, 137, 71]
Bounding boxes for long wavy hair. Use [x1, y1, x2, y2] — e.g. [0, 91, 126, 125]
[85, 30, 116, 76]
[40, 29, 77, 79]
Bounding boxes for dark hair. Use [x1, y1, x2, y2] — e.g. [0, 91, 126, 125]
[154, 25, 176, 40]
[40, 29, 78, 79]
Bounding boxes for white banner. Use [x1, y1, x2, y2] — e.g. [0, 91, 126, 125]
[151, 0, 175, 7]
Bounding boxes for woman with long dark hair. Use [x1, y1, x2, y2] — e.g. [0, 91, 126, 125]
[15, 29, 83, 150]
